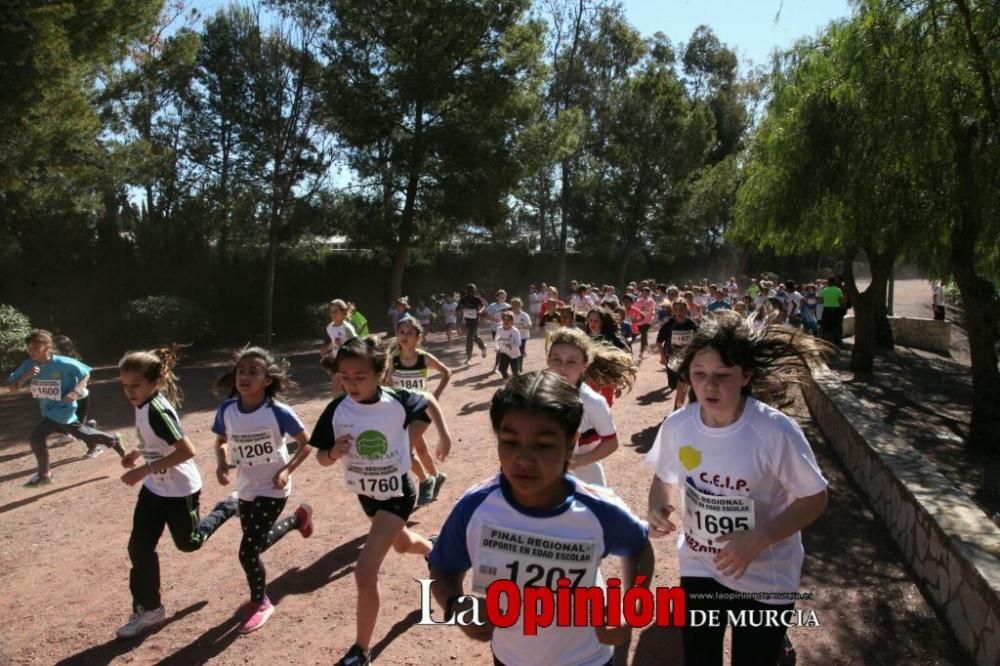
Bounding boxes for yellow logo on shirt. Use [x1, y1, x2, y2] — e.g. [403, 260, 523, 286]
[679, 445, 702, 471]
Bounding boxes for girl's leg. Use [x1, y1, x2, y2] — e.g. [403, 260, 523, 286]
[409, 421, 438, 478]
[238, 497, 292, 603]
[71, 421, 125, 456]
[730, 601, 794, 666]
[410, 454, 428, 481]
[353, 512, 412, 651]
[680, 577, 726, 666]
[28, 419, 61, 477]
[498, 353, 510, 378]
[128, 486, 169, 611]
[76, 396, 90, 423]
[166, 491, 238, 553]
[465, 323, 475, 360]
[674, 381, 689, 411]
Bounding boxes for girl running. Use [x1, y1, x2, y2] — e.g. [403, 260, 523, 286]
[509, 297, 532, 374]
[51, 335, 96, 429]
[645, 312, 830, 666]
[383, 315, 453, 506]
[322, 299, 359, 358]
[494, 311, 522, 379]
[635, 286, 657, 357]
[442, 293, 458, 343]
[458, 283, 488, 364]
[212, 347, 315, 634]
[585, 308, 629, 351]
[657, 299, 699, 412]
[116, 347, 239, 638]
[312, 336, 454, 666]
[7, 330, 126, 486]
[428, 371, 653, 666]
[546, 327, 636, 487]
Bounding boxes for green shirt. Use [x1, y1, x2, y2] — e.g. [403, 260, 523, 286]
[820, 286, 844, 308]
[747, 285, 760, 298]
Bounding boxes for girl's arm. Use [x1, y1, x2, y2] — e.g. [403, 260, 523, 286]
[570, 436, 618, 469]
[714, 489, 828, 579]
[423, 393, 453, 462]
[274, 432, 312, 488]
[65, 374, 90, 402]
[646, 475, 678, 538]
[424, 352, 452, 400]
[429, 568, 494, 642]
[121, 437, 197, 486]
[215, 434, 231, 485]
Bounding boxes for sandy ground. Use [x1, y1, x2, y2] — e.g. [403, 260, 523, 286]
[0, 283, 972, 665]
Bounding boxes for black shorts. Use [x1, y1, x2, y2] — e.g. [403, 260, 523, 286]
[358, 473, 416, 521]
[667, 367, 681, 390]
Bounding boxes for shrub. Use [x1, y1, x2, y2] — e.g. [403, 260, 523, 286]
[0, 304, 31, 373]
[121, 296, 212, 347]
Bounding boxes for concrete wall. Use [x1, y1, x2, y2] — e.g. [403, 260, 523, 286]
[802, 363, 1000, 666]
[842, 315, 951, 354]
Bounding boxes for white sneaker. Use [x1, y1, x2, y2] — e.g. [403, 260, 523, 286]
[52, 434, 75, 445]
[116, 605, 166, 638]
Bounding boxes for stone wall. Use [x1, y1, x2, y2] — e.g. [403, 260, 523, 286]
[841, 315, 951, 354]
[802, 362, 1000, 666]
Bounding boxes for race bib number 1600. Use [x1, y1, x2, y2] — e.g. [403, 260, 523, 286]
[30, 380, 61, 401]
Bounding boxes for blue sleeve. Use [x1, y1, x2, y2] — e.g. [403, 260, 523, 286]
[392, 389, 430, 427]
[428, 485, 495, 574]
[576, 493, 650, 559]
[211, 403, 229, 436]
[272, 401, 306, 437]
[6, 359, 32, 384]
[56, 356, 91, 379]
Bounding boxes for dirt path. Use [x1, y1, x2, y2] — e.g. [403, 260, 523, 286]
[0, 328, 969, 664]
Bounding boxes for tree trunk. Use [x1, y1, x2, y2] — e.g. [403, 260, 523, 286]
[389, 101, 425, 305]
[557, 158, 572, 295]
[264, 222, 278, 346]
[842, 248, 895, 375]
[949, 119, 1000, 450]
[616, 245, 632, 294]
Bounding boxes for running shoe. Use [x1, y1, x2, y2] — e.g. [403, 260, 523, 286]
[111, 433, 127, 457]
[237, 597, 274, 634]
[115, 605, 166, 638]
[84, 445, 105, 459]
[52, 433, 76, 445]
[336, 644, 371, 666]
[431, 471, 447, 501]
[481, 347, 487, 358]
[23, 473, 53, 488]
[294, 502, 314, 538]
[85, 418, 98, 428]
[417, 477, 436, 506]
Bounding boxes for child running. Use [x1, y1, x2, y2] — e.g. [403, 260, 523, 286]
[657, 299, 699, 412]
[509, 297, 532, 374]
[428, 371, 654, 666]
[383, 315, 453, 505]
[311, 336, 454, 666]
[458, 284, 488, 364]
[116, 347, 239, 638]
[7, 329, 126, 486]
[52, 334, 96, 429]
[494, 311, 522, 379]
[645, 312, 830, 666]
[546, 327, 635, 487]
[212, 347, 315, 634]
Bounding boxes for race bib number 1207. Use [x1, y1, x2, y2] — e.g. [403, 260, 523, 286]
[472, 524, 598, 594]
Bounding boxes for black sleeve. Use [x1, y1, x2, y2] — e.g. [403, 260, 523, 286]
[309, 399, 341, 450]
[394, 389, 431, 428]
[656, 322, 671, 348]
[148, 403, 185, 446]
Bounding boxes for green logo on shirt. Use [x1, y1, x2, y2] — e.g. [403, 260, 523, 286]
[356, 430, 389, 459]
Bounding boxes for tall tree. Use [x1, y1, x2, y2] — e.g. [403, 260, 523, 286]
[315, 0, 543, 301]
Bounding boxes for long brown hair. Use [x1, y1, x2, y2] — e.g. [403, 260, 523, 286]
[118, 346, 184, 407]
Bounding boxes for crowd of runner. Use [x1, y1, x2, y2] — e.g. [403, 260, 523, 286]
[6, 273, 843, 666]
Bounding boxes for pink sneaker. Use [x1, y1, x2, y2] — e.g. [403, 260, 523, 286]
[237, 598, 274, 634]
[294, 503, 313, 539]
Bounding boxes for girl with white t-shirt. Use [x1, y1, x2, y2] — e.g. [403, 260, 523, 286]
[645, 312, 831, 666]
[509, 297, 532, 374]
[115, 348, 239, 639]
[212, 347, 315, 634]
[546, 327, 635, 487]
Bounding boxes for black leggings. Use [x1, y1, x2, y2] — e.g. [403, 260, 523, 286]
[29, 417, 118, 474]
[464, 320, 485, 357]
[639, 324, 651, 352]
[238, 496, 299, 603]
[681, 576, 793, 666]
[128, 486, 238, 611]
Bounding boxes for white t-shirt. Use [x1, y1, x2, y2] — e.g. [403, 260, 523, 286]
[512, 311, 532, 339]
[310, 387, 429, 499]
[495, 327, 522, 358]
[416, 306, 433, 326]
[135, 393, 202, 497]
[574, 383, 616, 487]
[786, 291, 803, 316]
[326, 321, 358, 353]
[644, 398, 827, 601]
[529, 291, 544, 315]
[429, 473, 649, 666]
[442, 302, 458, 324]
[571, 295, 591, 315]
[212, 398, 305, 500]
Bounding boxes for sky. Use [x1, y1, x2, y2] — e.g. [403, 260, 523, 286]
[621, 0, 854, 68]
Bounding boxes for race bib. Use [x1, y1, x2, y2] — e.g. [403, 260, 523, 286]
[393, 370, 427, 392]
[30, 379, 62, 401]
[229, 430, 281, 466]
[498, 336, 516, 352]
[472, 524, 598, 594]
[463, 308, 478, 320]
[671, 330, 694, 349]
[137, 434, 169, 482]
[343, 429, 404, 499]
[683, 483, 755, 548]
